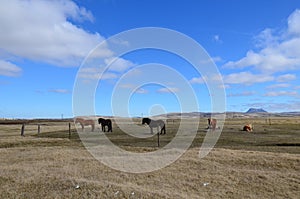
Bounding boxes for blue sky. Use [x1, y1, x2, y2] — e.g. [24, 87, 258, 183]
[1, 0, 300, 118]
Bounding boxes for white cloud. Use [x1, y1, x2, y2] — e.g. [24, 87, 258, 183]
[190, 77, 205, 84]
[190, 72, 274, 85]
[118, 84, 149, 94]
[267, 83, 290, 89]
[288, 9, 300, 35]
[135, 88, 148, 94]
[48, 89, 70, 94]
[78, 68, 118, 80]
[0, 0, 109, 67]
[157, 87, 179, 93]
[0, 60, 22, 77]
[223, 9, 300, 73]
[104, 57, 135, 72]
[264, 91, 298, 97]
[276, 74, 296, 82]
[213, 35, 222, 43]
[228, 91, 256, 97]
[223, 72, 274, 85]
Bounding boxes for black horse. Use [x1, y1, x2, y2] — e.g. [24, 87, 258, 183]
[98, 118, 112, 132]
[142, 118, 166, 134]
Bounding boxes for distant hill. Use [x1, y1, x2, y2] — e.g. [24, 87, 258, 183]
[246, 108, 267, 113]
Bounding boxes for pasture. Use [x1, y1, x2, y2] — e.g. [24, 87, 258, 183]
[0, 117, 299, 198]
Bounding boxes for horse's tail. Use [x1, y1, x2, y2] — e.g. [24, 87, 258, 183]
[107, 119, 112, 132]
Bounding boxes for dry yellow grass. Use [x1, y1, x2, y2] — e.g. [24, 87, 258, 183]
[0, 118, 299, 198]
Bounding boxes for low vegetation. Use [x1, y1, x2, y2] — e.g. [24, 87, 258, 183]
[0, 117, 299, 198]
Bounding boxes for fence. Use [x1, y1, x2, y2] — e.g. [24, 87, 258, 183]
[19, 122, 73, 139]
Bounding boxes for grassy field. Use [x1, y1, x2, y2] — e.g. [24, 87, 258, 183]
[0, 117, 299, 198]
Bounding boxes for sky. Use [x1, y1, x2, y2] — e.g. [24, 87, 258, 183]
[1, 0, 300, 118]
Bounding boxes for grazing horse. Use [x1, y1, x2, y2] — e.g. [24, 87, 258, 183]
[243, 124, 253, 132]
[142, 118, 166, 134]
[98, 118, 112, 132]
[207, 118, 217, 130]
[75, 117, 95, 131]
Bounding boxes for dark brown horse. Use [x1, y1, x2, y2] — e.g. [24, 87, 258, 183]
[98, 118, 112, 132]
[142, 118, 166, 134]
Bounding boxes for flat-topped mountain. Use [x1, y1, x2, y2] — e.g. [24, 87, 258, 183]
[246, 108, 268, 113]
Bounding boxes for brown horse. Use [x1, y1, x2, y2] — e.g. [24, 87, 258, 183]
[243, 124, 253, 132]
[75, 117, 95, 131]
[207, 118, 217, 130]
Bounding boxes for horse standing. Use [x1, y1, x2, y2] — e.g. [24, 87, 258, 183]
[98, 118, 112, 132]
[207, 118, 217, 130]
[142, 118, 166, 134]
[74, 117, 95, 131]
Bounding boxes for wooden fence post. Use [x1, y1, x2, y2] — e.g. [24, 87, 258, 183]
[69, 122, 71, 139]
[157, 132, 160, 147]
[21, 124, 25, 137]
[37, 124, 40, 135]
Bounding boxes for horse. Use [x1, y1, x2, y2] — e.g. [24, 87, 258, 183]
[74, 117, 95, 131]
[142, 118, 166, 134]
[207, 118, 217, 130]
[243, 124, 253, 132]
[98, 118, 112, 132]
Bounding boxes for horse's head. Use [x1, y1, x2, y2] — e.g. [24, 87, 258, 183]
[142, 118, 150, 125]
[98, 118, 104, 124]
[74, 117, 81, 123]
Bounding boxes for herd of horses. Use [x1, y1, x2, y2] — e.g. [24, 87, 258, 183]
[74, 117, 166, 134]
[75, 117, 253, 133]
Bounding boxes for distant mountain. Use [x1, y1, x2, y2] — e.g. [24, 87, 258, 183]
[246, 108, 267, 113]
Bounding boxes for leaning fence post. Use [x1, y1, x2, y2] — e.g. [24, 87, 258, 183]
[21, 124, 25, 137]
[157, 132, 160, 147]
[69, 122, 71, 139]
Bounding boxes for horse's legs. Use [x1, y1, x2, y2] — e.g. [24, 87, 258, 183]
[150, 127, 153, 134]
[161, 125, 166, 134]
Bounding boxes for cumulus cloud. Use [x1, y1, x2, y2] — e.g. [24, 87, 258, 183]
[223, 9, 300, 73]
[0, 0, 109, 67]
[0, 60, 22, 77]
